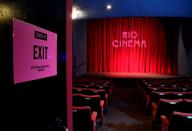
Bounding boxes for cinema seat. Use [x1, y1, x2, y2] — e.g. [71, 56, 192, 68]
[88, 85, 112, 103]
[147, 92, 183, 113]
[156, 87, 184, 92]
[73, 87, 109, 112]
[161, 111, 192, 131]
[76, 83, 112, 105]
[183, 92, 192, 99]
[73, 83, 89, 88]
[180, 99, 192, 113]
[73, 88, 106, 100]
[73, 106, 97, 131]
[73, 94, 104, 124]
[152, 99, 183, 125]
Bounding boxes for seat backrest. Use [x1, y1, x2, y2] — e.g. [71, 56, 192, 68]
[156, 87, 184, 92]
[72, 83, 89, 88]
[179, 99, 192, 113]
[73, 88, 106, 100]
[73, 106, 92, 131]
[151, 92, 180, 103]
[154, 99, 183, 124]
[73, 94, 101, 115]
[82, 89, 106, 100]
[169, 111, 192, 131]
[183, 92, 192, 99]
[159, 99, 183, 118]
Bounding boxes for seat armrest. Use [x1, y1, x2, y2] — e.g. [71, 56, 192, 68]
[91, 111, 97, 131]
[100, 100, 105, 115]
[161, 115, 169, 131]
[91, 111, 97, 122]
[100, 100, 105, 108]
[145, 94, 150, 110]
[109, 88, 112, 96]
[105, 93, 109, 110]
[152, 102, 158, 121]
[105, 93, 109, 99]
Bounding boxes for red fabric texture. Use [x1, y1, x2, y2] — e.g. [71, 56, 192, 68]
[87, 17, 178, 74]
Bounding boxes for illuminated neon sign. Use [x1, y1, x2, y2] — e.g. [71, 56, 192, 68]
[112, 31, 147, 48]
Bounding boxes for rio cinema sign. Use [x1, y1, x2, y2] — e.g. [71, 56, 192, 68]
[112, 31, 147, 48]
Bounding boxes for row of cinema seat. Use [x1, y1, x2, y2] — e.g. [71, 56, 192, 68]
[72, 76, 113, 131]
[138, 77, 192, 131]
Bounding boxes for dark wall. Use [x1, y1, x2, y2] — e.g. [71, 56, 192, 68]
[72, 20, 87, 77]
[0, 0, 67, 130]
[178, 18, 192, 75]
[162, 18, 180, 74]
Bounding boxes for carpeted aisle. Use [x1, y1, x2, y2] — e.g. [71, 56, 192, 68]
[97, 80, 160, 131]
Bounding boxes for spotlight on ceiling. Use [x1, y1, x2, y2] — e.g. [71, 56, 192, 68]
[72, 6, 86, 20]
[106, 4, 112, 10]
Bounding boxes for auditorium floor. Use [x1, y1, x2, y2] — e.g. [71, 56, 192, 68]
[97, 80, 160, 131]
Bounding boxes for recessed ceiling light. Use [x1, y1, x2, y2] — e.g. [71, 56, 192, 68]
[106, 4, 112, 10]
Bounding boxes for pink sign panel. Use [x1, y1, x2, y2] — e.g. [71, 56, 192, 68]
[13, 19, 57, 84]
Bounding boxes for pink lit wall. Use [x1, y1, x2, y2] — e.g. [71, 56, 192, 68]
[13, 19, 57, 84]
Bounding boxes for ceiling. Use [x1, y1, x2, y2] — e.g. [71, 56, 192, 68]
[73, 0, 192, 19]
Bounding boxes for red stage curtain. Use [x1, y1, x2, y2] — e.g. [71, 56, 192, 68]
[87, 18, 178, 74]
